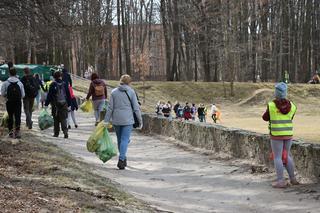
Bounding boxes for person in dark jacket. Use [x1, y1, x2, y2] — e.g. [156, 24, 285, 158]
[45, 71, 72, 138]
[21, 68, 38, 129]
[173, 102, 180, 118]
[86, 73, 107, 125]
[62, 66, 72, 87]
[262, 82, 299, 188]
[197, 104, 206, 122]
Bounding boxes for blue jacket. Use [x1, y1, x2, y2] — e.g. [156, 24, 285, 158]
[45, 79, 71, 107]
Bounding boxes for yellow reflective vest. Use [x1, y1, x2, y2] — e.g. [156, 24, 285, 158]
[268, 101, 296, 136]
[43, 80, 52, 92]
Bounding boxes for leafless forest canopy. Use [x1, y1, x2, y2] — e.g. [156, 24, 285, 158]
[0, 0, 319, 83]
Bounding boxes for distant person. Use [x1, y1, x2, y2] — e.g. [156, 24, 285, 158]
[86, 73, 107, 126]
[197, 104, 206, 122]
[45, 71, 72, 138]
[21, 68, 39, 129]
[283, 70, 289, 84]
[173, 101, 180, 118]
[211, 103, 218, 123]
[84, 70, 90, 79]
[191, 103, 197, 121]
[155, 101, 164, 116]
[1, 67, 25, 138]
[7, 61, 13, 70]
[183, 102, 192, 120]
[67, 85, 78, 129]
[104, 74, 142, 170]
[162, 103, 171, 118]
[308, 73, 320, 84]
[41, 76, 53, 108]
[167, 101, 173, 120]
[34, 73, 45, 109]
[61, 65, 72, 87]
[177, 104, 184, 120]
[262, 82, 299, 188]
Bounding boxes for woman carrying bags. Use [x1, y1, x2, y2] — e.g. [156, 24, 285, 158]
[104, 75, 142, 170]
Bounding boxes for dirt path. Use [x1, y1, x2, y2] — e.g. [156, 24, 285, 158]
[31, 110, 320, 213]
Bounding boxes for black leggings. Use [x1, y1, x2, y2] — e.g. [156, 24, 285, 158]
[211, 114, 217, 123]
[6, 100, 22, 131]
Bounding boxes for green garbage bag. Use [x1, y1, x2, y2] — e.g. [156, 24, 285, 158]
[87, 122, 105, 153]
[38, 109, 54, 130]
[0, 112, 9, 128]
[99, 100, 108, 122]
[95, 127, 117, 163]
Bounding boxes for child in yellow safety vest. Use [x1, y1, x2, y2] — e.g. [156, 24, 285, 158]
[262, 82, 299, 188]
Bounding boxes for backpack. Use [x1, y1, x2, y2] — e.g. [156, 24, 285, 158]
[94, 83, 104, 97]
[23, 76, 38, 98]
[55, 82, 67, 107]
[7, 82, 22, 102]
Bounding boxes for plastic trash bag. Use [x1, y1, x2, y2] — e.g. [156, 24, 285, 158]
[87, 122, 105, 153]
[87, 122, 117, 163]
[38, 109, 54, 130]
[95, 127, 117, 163]
[80, 100, 93, 113]
[99, 100, 108, 121]
[0, 112, 9, 128]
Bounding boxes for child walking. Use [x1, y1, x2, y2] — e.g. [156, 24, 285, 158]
[68, 85, 78, 129]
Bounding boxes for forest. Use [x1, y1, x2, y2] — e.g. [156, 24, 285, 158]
[0, 0, 319, 83]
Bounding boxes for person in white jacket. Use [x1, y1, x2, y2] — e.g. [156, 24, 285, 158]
[211, 103, 217, 123]
[1, 67, 25, 138]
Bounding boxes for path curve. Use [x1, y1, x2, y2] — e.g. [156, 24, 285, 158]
[31, 111, 320, 213]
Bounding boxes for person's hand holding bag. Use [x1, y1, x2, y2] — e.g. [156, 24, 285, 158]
[137, 122, 143, 130]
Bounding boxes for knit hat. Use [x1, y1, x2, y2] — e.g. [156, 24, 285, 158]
[275, 82, 287, 99]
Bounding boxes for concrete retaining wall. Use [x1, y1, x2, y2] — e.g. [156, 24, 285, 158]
[142, 114, 320, 181]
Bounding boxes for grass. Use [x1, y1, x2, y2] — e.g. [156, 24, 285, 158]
[0, 131, 157, 212]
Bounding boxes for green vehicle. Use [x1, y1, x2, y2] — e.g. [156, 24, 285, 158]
[0, 64, 56, 82]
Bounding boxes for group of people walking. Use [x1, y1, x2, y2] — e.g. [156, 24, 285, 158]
[156, 101, 219, 123]
[1, 62, 142, 171]
[1, 63, 298, 186]
[0, 62, 77, 139]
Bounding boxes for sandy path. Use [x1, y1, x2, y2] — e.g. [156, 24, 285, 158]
[29, 110, 320, 213]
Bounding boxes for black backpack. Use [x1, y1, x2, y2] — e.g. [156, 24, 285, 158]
[7, 82, 22, 102]
[55, 82, 67, 107]
[23, 76, 38, 98]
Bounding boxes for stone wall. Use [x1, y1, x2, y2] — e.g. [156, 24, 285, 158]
[142, 114, 320, 181]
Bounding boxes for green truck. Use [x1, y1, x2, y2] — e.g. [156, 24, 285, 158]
[0, 64, 55, 82]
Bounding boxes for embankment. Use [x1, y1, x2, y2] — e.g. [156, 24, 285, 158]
[142, 114, 320, 182]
